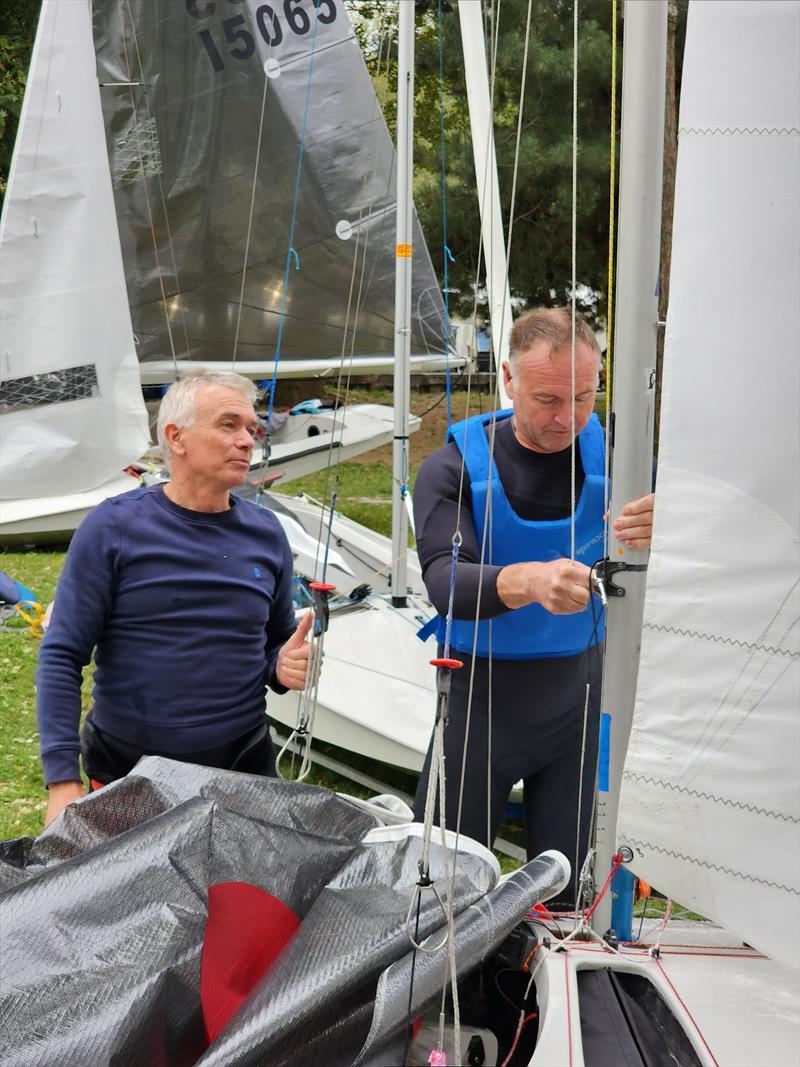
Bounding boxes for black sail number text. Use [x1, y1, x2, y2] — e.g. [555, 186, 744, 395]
[189, 0, 338, 73]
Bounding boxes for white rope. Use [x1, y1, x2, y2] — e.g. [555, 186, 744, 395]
[573, 682, 591, 907]
[232, 42, 276, 366]
[123, 0, 191, 365]
[118, 0, 180, 375]
[452, 0, 534, 861]
[274, 613, 325, 782]
[570, 0, 579, 562]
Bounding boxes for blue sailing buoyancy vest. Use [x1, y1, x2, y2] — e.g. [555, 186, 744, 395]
[428, 410, 607, 660]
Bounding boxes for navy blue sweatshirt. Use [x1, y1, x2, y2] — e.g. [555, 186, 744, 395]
[37, 486, 297, 786]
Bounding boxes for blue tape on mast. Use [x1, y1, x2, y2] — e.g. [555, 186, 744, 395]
[598, 712, 611, 792]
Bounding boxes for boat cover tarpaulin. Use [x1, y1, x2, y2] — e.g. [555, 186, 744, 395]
[0, 757, 569, 1066]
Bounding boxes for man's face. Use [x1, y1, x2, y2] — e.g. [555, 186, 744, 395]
[169, 385, 258, 489]
[502, 340, 599, 454]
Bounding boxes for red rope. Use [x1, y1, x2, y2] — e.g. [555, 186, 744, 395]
[584, 852, 624, 920]
[564, 951, 574, 1066]
[654, 957, 721, 1067]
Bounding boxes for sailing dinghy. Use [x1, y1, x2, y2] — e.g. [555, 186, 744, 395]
[0, 0, 449, 545]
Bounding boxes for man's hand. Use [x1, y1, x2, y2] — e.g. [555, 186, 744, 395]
[275, 611, 314, 690]
[45, 780, 85, 828]
[498, 559, 592, 615]
[613, 492, 655, 550]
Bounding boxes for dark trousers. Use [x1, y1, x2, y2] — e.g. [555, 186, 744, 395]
[412, 647, 602, 909]
[81, 717, 276, 786]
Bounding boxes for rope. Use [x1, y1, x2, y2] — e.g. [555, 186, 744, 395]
[118, 0, 180, 377]
[266, 2, 324, 425]
[306, 5, 395, 582]
[573, 682, 591, 907]
[604, 0, 618, 552]
[123, 0, 191, 365]
[232, 39, 276, 366]
[437, 0, 454, 431]
[569, 0, 579, 562]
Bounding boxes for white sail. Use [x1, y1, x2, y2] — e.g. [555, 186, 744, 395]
[0, 0, 149, 502]
[617, 0, 800, 968]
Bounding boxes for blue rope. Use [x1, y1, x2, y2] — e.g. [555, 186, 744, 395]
[442, 532, 461, 659]
[320, 476, 338, 584]
[437, 0, 454, 433]
[267, 0, 323, 424]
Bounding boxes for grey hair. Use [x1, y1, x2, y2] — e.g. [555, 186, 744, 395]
[508, 307, 601, 370]
[157, 370, 257, 468]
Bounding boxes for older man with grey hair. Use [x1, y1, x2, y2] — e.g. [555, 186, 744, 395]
[38, 371, 311, 827]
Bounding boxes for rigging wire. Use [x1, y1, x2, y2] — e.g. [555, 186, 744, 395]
[604, 0, 619, 556]
[122, 0, 191, 368]
[265, 3, 324, 427]
[305, 3, 397, 582]
[570, 0, 579, 563]
[437, 0, 454, 430]
[117, 0, 181, 379]
[232, 37, 278, 367]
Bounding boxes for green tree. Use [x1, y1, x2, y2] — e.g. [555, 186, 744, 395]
[355, 0, 687, 329]
[0, 0, 40, 205]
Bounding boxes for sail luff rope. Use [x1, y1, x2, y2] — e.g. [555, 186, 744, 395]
[117, 0, 179, 377]
[124, 1, 191, 363]
[570, 0, 579, 562]
[604, 0, 619, 557]
[231, 38, 276, 367]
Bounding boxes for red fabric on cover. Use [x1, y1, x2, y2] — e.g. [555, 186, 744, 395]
[200, 881, 300, 1044]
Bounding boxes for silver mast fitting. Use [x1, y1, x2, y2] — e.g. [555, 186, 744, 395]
[591, 0, 667, 935]
[458, 0, 511, 403]
[390, 0, 414, 608]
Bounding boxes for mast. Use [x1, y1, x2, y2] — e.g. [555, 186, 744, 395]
[390, 0, 415, 608]
[592, 0, 668, 936]
[457, 0, 511, 403]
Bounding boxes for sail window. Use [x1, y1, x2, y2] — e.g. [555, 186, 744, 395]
[114, 117, 162, 183]
[0, 365, 100, 415]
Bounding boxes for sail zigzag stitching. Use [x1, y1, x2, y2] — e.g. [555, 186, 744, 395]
[623, 772, 799, 823]
[623, 839, 798, 894]
[642, 622, 797, 659]
[679, 126, 800, 136]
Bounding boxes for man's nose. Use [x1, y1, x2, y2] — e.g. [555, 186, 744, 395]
[553, 407, 573, 427]
[236, 429, 254, 449]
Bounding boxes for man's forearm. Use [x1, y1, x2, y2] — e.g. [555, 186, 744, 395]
[422, 556, 507, 620]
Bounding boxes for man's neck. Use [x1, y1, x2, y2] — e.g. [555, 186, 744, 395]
[163, 479, 231, 514]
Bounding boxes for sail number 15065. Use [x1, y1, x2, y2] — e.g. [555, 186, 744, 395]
[187, 1, 338, 73]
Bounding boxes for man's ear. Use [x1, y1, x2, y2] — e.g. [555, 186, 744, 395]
[501, 360, 514, 400]
[162, 422, 185, 457]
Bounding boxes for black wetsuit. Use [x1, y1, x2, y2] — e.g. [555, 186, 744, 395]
[412, 417, 602, 905]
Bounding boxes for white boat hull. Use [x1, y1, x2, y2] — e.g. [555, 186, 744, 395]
[0, 403, 412, 545]
[529, 919, 800, 1066]
[269, 595, 435, 773]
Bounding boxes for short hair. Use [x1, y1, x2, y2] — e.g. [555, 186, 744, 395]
[157, 369, 257, 468]
[509, 307, 600, 368]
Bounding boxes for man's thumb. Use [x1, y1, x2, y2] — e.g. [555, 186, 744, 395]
[289, 611, 314, 645]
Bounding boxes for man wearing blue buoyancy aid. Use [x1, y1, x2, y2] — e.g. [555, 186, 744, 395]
[412, 309, 654, 906]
